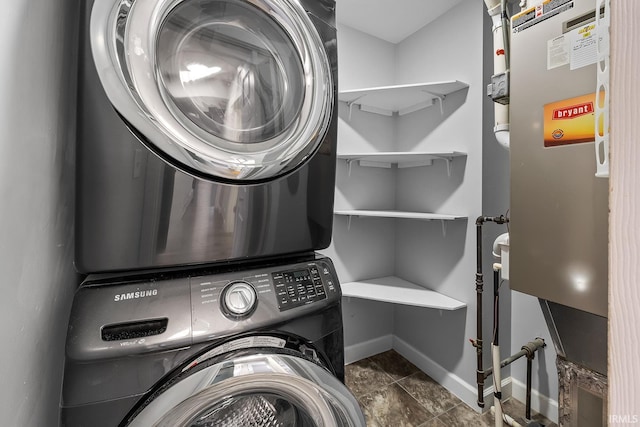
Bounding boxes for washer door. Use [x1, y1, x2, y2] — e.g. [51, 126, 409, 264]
[91, 0, 334, 181]
[126, 353, 365, 426]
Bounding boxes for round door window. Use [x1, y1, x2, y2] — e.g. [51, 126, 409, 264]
[163, 390, 320, 426]
[156, 1, 305, 146]
[125, 353, 366, 427]
[91, 0, 333, 180]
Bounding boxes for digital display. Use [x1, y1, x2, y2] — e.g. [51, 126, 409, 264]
[292, 269, 309, 279]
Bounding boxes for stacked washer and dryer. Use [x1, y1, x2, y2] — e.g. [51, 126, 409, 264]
[61, 0, 365, 425]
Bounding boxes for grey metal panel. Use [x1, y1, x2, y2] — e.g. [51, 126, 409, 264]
[539, 299, 607, 374]
[190, 259, 342, 341]
[66, 258, 341, 362]
[75, 0, 338, 274]
[61, 256, 347, 422]
[61, 394, 142, 427]
[510, 0, 608, 317]
[66, 277, 193, 361]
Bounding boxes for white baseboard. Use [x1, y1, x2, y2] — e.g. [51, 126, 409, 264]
[344, 334, 393, 365]
[511, 377, 559, 424]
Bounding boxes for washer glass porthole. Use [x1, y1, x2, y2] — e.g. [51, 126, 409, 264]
[90, 0, 334, 180]
[156, 0, 306, 146]
[187, 392, 317, 426]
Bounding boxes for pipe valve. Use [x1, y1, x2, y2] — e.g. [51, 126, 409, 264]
[521, 338, 546, 358]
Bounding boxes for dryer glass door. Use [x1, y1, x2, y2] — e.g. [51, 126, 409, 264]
[91, 0, 333, 181]
[127, 353, 365, 426]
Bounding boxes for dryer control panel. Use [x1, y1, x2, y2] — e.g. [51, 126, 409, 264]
[67, 256, 341, 361]
[272, 262, 337, 311]
[190, 258, 341, 342]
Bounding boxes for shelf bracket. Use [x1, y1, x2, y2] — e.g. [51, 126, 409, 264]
[444, 156, 453, 177]
[347, 215, 353, 231]
[346, 159, 353, 177]
[440, 220, 447, 237]
[422, 90, 445, 115]
[431, 155, 454, 177]
[345, 95, 366, 121]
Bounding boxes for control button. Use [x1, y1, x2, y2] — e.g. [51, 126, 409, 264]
[222, 282, 257, 317]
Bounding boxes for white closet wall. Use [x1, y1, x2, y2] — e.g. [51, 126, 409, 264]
[392, 0, 485, 401]
[336, 24, 396, 91]
[326, 0, 558, 417]
[323, 24, 399, 361]
[0, 0, 79, 424]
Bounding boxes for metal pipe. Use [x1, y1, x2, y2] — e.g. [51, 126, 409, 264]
[473, 215, 545, 421]
[483, 338, 546, 378]
[521, 338, 546, 356]
[520, 340, 546, 421]
[526, 354, 533, 420]
[475, 218, 485, 408]
[500, 0, 510, 70]
[483, 348, 528, 379]
[474, 215, 509, 408]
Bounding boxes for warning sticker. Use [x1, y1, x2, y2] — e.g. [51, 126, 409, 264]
[570, 23, 598, 70]
[547, 35, 570, 69]
[546, 23, 599, 71]
[512, 0, 574, 33]
[544, 93, 600, 147]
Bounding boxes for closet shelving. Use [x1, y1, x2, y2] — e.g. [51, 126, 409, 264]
[334, 210, 463, 221]
[338, 80, 468, 116]
[334, 209, 465, 237]
[341, 276, 465, 310]
[333, 81, 469, 310]
[337, 151, 466, 176]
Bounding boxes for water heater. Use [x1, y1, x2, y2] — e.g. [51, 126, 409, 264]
[510, 0, 608, 319]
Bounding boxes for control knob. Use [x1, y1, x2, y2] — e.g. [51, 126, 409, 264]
[222, 281, 257, 317]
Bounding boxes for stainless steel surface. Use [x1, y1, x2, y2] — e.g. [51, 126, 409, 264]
[540, 299, 607, 375]
[510, 0, 608, 317]
[61, 255, 364, 426]
[90, 0, 334, 180]
[76, 0, 338, 273]
[66, 277, 192, 361]
[66, 257, 341, 362]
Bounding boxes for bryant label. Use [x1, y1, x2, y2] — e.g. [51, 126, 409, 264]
[544, 93, 598, 147]
[553, 102, 593, 119]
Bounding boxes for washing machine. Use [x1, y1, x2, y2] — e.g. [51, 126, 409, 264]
[61, 254, 365, 426]
[76, 0, 338, 273]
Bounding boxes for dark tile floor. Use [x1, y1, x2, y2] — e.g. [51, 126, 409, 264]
[345, 350, 558, 427]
